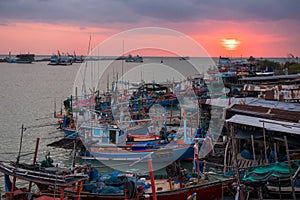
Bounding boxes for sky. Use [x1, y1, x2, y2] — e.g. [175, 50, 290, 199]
[0, 0, 300, 57]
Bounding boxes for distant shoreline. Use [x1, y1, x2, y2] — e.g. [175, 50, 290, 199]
[0, 54, 296, 64]
[0, 54, 294, 59]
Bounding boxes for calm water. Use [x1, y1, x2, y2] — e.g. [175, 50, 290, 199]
[0, 62, 80, 192]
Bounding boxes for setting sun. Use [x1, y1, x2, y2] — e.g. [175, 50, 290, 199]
[221, 38, 240, 51]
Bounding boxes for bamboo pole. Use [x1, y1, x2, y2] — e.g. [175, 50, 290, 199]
[28, 138, 40, 192]
[223, 139, 230, 175]
[231, 124, 241, 183]
[284, 136, 296, 200]
[60, 100, 63, 115]
[72, 136, 77, 168]
[273, 143, 278, 163]
[251, 134, 256, 166]
[262, 122, 268, 164]
[11, 124, 25, 198]
[177, 160, 183, 189]
[54, 98, 56, 118]
[170, 102, 173, 124]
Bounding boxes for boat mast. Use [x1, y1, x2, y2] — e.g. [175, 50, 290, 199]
[11, 124, 26, 198]
[28, 138, 40, 192]
[122, 40, 124, 90]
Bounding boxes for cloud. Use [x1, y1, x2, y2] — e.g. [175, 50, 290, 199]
[0, 0, 299, 27]
[0, 23, 9, 26]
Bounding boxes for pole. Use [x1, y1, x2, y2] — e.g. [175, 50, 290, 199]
[251, 135, 256, 166]
[183, 109, 187, 143]
[284, 136, 296, 200]
[194, 139, 201, 181]
[262, 122, 268, 164]
[75, 87, 78, 127]
[76, 181, 82, 200]
[28, 138, 40, 192]
[60, 187, 65, 200]
[87, 35, 91, 55]
[60, 100, 63, 115]
[170, 103, 173, 124]
[231, 124, 241, 184]
[72, 135, 77, 168]
[11, 124, 25, 197]
[273, 143, 278, 163]
[70, 95, 73, 111]
[54, 98, 56, 118]
[164, 106, 167, 138]
[177, 160, 183, 189]
[122, 40, 124, 88]
[148, 155, 157, 200]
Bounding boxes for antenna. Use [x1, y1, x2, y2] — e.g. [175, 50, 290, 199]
[122, 40, 124, 90]
[87, 35, 92, 55]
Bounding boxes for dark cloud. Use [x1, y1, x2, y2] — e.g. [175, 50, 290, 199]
[0, 0, 299, 26]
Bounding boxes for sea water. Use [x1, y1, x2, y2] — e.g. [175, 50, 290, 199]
[0, 62, 80, 192]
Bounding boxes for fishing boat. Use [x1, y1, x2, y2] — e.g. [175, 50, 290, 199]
[48, 54, 59, 65]
[47, 121, 196, 164]
[5, 52, 35, 63]
[56, 81, 181, 136]
[125, 54, 143, 62]
[60, 172, 234, 200]
[48, 51, 72, 65]
[0, 160, 88, 199]
[0, 160, 234, 200]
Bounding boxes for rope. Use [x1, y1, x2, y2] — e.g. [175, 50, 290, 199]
[41, 135, 65, 140]
[3, 151, 32, 155]
[19, 152, 35, 157]
[26, 123, 58, 129]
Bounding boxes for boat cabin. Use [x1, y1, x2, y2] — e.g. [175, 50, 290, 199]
[79, 123, 126, 147]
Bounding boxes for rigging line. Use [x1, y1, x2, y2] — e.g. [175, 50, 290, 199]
[47, 130, 63, 135]
[19, 152, 35, 157]
[80, 35, 92, 96]
[35, 116, 54, 121]
[3, 151, 33, 155]
[41, 135, 65, 140]
[26, 123, 58, 129]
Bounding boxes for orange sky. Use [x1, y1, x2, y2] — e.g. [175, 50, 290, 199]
[1, 1, 299, 57]
[0, 20, 299, 58]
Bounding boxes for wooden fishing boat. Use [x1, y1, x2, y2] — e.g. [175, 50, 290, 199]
[0, 161, 234, 200]
[60, 174, 234, 200]
[47, 112, 203, 165]
[5, 52, 35, 64]
[0, 161, 88, 200]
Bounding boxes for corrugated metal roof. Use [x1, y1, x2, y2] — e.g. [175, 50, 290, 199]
[243, 84, 300, 92]
[206, 97, 300, 111]
[228, 104, 300, 123]
[226, 114, 300, 135]
[239, 74, 300, 81]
